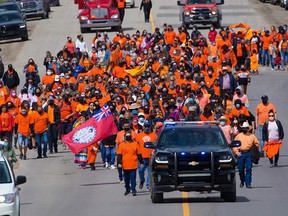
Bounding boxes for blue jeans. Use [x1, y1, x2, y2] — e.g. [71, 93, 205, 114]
[99, 142, 106, 163]
[123, 169, 137, 192]
[258, 125, 264, 153]
[35, 132, 48, 156]
[104, 146, 116, 165]
[138, 158, 150, 187]
[261, 49, 269, 65]
[270, 55, 275, 69]
[281, 50, 288, 69]
[18, 133, 28, 147]
[237, 151, 252, 186]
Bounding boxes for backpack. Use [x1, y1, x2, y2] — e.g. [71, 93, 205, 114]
[250, 144, 260, 164]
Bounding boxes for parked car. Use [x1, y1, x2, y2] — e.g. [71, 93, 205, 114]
[0, 151, 27, 216]
[21, 0, 50, 19]
[125, 0, 135, 8]
[0, 1, 25, 18]
[0, 10, 28, 41]
[78, 0, 121, 33]
[177, 0, 224, 28]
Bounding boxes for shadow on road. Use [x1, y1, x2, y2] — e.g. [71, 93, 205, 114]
[162, 196, 249, 203]
[80, 182, 120, 186]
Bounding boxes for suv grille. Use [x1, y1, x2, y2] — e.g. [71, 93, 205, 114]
[178, 153, 212, 171]
[192, 8, 211, 15]
[23, 1, 37, 9]
[91, 8, 108, 19]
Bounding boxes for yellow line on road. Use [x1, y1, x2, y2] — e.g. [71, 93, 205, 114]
[182, 192, 190, 216]
[150, 11, 155, 33]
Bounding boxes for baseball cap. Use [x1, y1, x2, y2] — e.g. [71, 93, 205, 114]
[261, 95, 268, 99]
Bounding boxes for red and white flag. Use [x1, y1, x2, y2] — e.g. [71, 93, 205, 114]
[63, 104, 118, 154]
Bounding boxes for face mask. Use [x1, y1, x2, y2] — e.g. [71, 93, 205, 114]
[52, 59, 57, 63]
[78, 79, 83, 83]
[236, 104, 241, 109]
[12, 93, 16, 97]
[124, 127, 130, 132]
[220, 121, 226, 126]
[65, 76, 70, 79]
[262, 99, 268, 105]
[21, 111, 27, 115]
[242, 129, 249, 134]
[169, 72, 173, 76]
[144, 51, 148, 54]
[73, 61, 77, 64]
[210, 28, 214, 31]
[148, 81, 153, 86]
[38, 110, 43, 114]
[144, 127, 150, 134]
[170, 86, 175, 90]
[141, 93, 145, 97]
[47, 72, 52, 76]
[233, 120, 238, 124]
[236, 91, 241, 96]
[125, 136, 132, 142]
[60, 58, 64, 62]
[36, 92, 41, 96]
[3, 141, 9, 147]
[121, 84, 127, 88]
[64, 61, 68, 64]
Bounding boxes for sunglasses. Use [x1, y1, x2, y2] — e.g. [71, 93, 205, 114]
[269, 115, 274, 117]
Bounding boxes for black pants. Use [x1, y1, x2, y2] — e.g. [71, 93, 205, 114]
[269, 151, 279, 165]
[48, 124, 58, 152]
[118, 8, 125, 22]
[144, 8, 151, 22]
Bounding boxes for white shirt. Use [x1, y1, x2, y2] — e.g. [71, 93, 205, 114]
[75, 39, 88, 53]
[268, 121, 279, 142]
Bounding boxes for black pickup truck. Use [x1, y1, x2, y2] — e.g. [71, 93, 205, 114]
[145, 121, 240, 203]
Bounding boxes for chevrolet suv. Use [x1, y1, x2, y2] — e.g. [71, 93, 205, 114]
[78, 0, 121, 33]
[177, 0, 224, 28]
[145, 121, 240, 203]
[0, 151, 26, 216]
[0, 10, 28, 41]
[21, 0, 50, 19]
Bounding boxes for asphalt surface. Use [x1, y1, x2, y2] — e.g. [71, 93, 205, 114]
[1, 0, 288, 215]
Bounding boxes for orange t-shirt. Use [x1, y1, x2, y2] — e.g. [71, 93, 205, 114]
[60, 102, 73, 120]
[255, 103, 277, 126]
[47, 106, 55, 124]
[33, 112, 49, 134]
[137, 132, 158, 159]
[14, 114, 33, 137]
[229, 107, 250, 119]
[261, 36, 272, 50]
[164, 31, 176, 45]
[118, 141, 140, 170]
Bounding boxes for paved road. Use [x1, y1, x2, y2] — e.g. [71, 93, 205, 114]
[2, 0, 288, 215]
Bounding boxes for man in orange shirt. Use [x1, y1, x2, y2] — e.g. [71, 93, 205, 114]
[0, 104, 14, 143]
[117, 131, 143, 196]
[33, 106, 49, 158]
[137, 121, 157, 190]
[117, 0, 126, 23]
[255, 95, 277, 156]
[261, 30, 272, 66]
[14, 107, 34, 160]
[44, 96, 61, 154]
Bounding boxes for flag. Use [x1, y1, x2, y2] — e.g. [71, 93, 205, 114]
[62, 104, 118, 154]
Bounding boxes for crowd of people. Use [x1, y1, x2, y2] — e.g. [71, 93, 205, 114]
[0, 22, 287, 194]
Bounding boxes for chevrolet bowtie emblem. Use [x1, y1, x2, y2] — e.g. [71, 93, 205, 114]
[188, 161, 199, 166]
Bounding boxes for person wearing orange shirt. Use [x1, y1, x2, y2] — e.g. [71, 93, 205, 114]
[33, 106, 49, 158]
[229, 99, 250, 120]
[44, 96, 61, 154]
[14, 107, 34, 160]
[117, 0, 126, 23]
[0, 104, 14, 143]
[6, 90, 21, 110]
[177, 27, 187, 44]
[255, 95, 277, 156]
[164, 25, 176, 50]
[0, 81, 8, 106]
[117, 131, 143, 196]
[137, 121, 157, 190]
[261, 30, 273, 66]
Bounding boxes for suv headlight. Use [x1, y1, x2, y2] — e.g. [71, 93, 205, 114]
[211, 11, 217, 15]
[184, 10, 190, 16]
[19, 24, 26, 28]
[0, 193, 15, 204]
[111, 14, 119, 19]
[219, 155, 232, 163]
[80, 16, 88, 20]
[155, 155, 168, 164]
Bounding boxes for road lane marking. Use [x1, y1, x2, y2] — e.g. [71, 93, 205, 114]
[150, 11, 155, 33]
[182, 192, 190, 216]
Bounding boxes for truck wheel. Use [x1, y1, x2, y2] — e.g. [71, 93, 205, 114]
[21, 33, 28, 41]
[215, 20, 221, 29]
[111, 25, 121, 31]
[221, 190, 236, 202]
[151, 181, 163, 203]
[46, 11, 49, 18]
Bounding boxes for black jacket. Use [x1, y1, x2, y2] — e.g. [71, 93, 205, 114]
[2, 70, 20, 89]
[262, 120, 284, 142]
[44, 104, 61, 125]
[140, 0, 152, 10]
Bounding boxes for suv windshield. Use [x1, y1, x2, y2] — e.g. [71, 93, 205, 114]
[0, 13, 21, 23]
[0, 161, 12, 184]
[158, 128, 226, 148]
[187, 0, 214, 4]
[0, 4, 19, 12]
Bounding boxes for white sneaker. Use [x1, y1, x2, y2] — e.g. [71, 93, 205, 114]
[105, 162, 109, 168]
[110, 165, 116, 170]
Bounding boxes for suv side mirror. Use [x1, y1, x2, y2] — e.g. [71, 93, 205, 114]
[144, 142, 155, 149]
[16, 175, 26, 185]
[229, 140, 241, 148]
[177, 0, 185, 6]
[216, 0, 224, 5]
